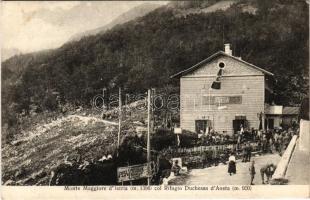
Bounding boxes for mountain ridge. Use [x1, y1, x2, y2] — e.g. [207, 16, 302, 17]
[1, 48, 22, 62]
[68, 3, 163, 42]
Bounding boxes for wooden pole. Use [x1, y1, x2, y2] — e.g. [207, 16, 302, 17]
[118, 87, 122, 148]
[209, 88, 211, 110]
[151, 88, 155, 132]
[147, 89, 151, 185]
[262, 112, 265, 131]
[102, 88, 106, 112]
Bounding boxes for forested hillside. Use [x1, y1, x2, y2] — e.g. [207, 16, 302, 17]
[2, 0, 309, 142]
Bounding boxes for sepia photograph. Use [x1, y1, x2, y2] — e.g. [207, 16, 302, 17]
[1, 0, 309, 198]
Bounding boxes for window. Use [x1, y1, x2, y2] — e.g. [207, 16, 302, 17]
[195, 120, 211, 134]
[218, 62, 225, 69]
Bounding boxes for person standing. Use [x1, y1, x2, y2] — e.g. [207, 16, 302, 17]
[257, 130, 262, 141]
[265, 130, 272, 153]
[269, 137, 273, 153]
[249, 160, 256, 185]
[237, 132, 242, 149]
[228, 153, 236, 176]
[246, 142, 252, 162]
[283, 132, 290, 149]
[171, 160, 181, 176]
[240, 124, 244, 135]
[277, 133, 283, 154]
[242, 144, 247, 162]
[262, 134, 267, 153]
[212, 148, 219, 166]
[251, 128, 256, 141]
[274, 131, 279, 152]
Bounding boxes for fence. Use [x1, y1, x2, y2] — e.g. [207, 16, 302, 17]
[171, 142, 261, 155]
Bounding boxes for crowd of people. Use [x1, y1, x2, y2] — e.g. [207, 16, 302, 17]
[198, 131, 233, 146]
[194, 126, 296, 155]
[240, 127, 295, 155]
[200, 125, 296, 155]
[162, 126, 296, 162]
[157, 125, 298, 185]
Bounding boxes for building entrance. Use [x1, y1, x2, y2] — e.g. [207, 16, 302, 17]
[233, 116, 247, 134]
[265, 118, 274, 130]
[195, 120, 211, 134]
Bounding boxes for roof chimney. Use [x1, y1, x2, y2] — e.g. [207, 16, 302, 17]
[224, 43, 232, 56]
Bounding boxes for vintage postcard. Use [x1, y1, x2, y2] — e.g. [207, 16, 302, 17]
[1, 0, 309, 199]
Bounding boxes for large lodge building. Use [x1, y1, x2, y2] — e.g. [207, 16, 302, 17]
[171, 44, 276, 135]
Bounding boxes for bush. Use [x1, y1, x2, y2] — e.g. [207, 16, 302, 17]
[179, 130, 198, 148]
[116, 135, 147, 166]
[151, 128, 175, 151]
[42, 92, 58, 111]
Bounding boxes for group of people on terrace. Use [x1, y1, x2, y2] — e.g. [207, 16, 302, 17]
[197, 125, 296, 155]
[236, 126, 295, 155]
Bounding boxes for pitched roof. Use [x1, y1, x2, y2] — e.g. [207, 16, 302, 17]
[265, 105, 283, 115]
[265, 106, 300, 115]
[170, 51, 274, 78]
[282, 107, 300, 115]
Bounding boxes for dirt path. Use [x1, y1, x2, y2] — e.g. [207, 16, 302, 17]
[170, 154, 281, 185]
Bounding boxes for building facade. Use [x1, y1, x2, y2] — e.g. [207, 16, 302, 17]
[171, 44, 274, 135]
[265, 105, 300, 129]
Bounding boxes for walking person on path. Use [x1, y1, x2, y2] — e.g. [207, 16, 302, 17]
[228, 153, 236, 176]
[249, 160, 256, 185]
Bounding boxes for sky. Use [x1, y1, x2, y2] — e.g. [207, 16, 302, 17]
[1, 1, 168, 53]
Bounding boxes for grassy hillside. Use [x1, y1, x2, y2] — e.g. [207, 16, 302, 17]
[2, 114, 117, 185]
[1, 99, 151, 185]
